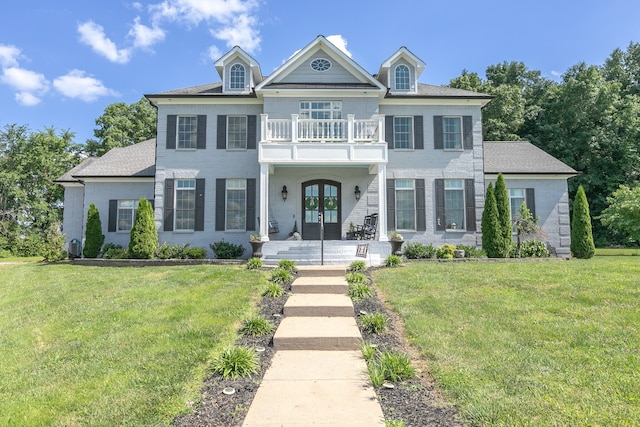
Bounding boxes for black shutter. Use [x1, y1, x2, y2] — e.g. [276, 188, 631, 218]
[435, 179, 445, 230]
[247, 115, 257, 149]
[215, 179, 226, 231]
[413, 116, 424, 150]
[217, 115, 227, 149]
[385, 116, 394, 149]
[246, 179, 256, 231]
[108, 200, 117, 232]
[386, 179, 396, 231]
[166, 115, 176, 149]
[465, 179, 476, 231]
[164, 179, 174, 231]
[526, 188, 536, 218]
[416, 179, 426, 231]
[433, 116, 443, 149]
[463, 116, 473, 149]
[195, 179, 205, 231]
[196, 115, 207, 149]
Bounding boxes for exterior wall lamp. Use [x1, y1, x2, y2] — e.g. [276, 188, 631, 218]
[281, 185, 288, 201]
[354, 185, 361, 201]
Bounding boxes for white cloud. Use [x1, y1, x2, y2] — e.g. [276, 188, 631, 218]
[212, 14, 260, 53]
[129, 17, 165, 48]
[0, 44, 21, 68]
[15, 91, 42, 106]
[150, 0, 255, 25]
[78, 21, 132, 63]
[53, 69, 119, 102]
[206, 45, 223, 62]
[1, 66, 49, 92]
[326, 35, 352, 58]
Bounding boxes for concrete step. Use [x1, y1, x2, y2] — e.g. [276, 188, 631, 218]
[284, 294, 354, 317]
[291, 276, 349, 294]
[273, 317, 362, 351]
[296, 265, 347, 277]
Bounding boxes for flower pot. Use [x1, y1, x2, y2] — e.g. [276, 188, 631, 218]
[346, 231, 356, 240]
[454, 249, 465, 258]
[390, 240, 404, 255]
[250, 241, 264, 258]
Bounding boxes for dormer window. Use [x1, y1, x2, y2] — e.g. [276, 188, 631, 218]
[230, 63, 245, 89]
[395, 65, 410, 90]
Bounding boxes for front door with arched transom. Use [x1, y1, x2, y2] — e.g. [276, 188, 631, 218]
[302, 180, 341, 240]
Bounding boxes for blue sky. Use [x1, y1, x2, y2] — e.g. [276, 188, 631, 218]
[2, 0, 639, 145]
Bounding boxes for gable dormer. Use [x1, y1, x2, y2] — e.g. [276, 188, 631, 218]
[214, 46, 263, 94]
[377, 47, 426, 94]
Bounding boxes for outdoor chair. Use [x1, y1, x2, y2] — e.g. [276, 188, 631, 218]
[354, 213, 378, 240]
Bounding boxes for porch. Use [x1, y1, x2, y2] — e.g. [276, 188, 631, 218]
[260, 240, 393, 266]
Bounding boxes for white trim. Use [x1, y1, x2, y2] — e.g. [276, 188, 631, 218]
[380, 98, 490, 107]
[484, 173, 578, 180]
[150, 98, 263, 106]
[78, 177, 154, 183]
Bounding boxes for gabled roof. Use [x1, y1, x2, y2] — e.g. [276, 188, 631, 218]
[214, 46, 263, 84]
[256, 35, 387, 93]
[377, 46, 426, 84]
[385, 83, 493, 100]
[483, 141, 578, 175]
[56, 139, 156, 182]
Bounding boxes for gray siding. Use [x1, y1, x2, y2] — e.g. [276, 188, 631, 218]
[280, 51, 362, 84]
[61, 186, 85, 247]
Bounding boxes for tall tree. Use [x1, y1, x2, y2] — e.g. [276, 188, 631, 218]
[599, 185, 640, 245]
[482, 183, 509, 258]
[571, 185, 595, 259]
[84, 97, 156, 156]
[128, 198, 158, 259]
[494, 173, 512, 253]
[83, 203, 104, 258]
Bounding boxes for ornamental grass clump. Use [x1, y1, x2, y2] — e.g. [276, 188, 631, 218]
[246, 257, 263, 270]
[348, 260, 367, 272]
[384, 254, 402, 267]
[361, 312, 388, 334]
[239, 316, 274, 336]
[262, 282, 284, 298]
[277, 259, 297, 273]
[270, 268, 293, 284]
[211, 346, 260, 379]
[365, 349, 416, 387]
[348, 282, 373, 301]
[345, 271, 368, 284]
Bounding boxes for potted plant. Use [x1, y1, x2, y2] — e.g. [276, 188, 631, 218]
[389, 231, 404, 255]
[346, 221, 356, 240]
[249, 234, 265, 258]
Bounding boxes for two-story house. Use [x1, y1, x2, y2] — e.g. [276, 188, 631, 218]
[57, 35, 576, 260]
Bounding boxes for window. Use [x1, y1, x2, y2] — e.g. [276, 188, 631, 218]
[299, 101, 342, 119]
[395, 65, 410, 90]
[444, 180, 465, 229]
[227, 116, 248, 150]
[299, 101, 343, 139]
[178, 116, 197, 149]
[230, 63, 245, 89]
[394, 116, 413, 149]
[175, 179, 196, 230]
[226, 179, 247, 231]
[509, 189, 526, 222]
[310, 58, 331, 72]
[117, 200, 139, 231]
[443, 117, 462, 150]
[395, 179, 416, 230]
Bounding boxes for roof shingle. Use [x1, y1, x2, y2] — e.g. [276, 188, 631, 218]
[483, 141, 577, 175]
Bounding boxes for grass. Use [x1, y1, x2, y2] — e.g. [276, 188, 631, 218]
[595, 247, 640, 256]
[373, 258, 640, 426]
[0, 262, 267, 426]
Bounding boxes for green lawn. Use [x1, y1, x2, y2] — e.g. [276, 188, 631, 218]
[373, 258, 640, 426]
[0, 262, 266, 426]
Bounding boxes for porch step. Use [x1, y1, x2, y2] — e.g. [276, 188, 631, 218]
[291, 276, 349, 294]
[273, 316, 362, 350]
[297, 265, 347, 277]
[284, 294, 354, 317]
[261, 241, 388, 266]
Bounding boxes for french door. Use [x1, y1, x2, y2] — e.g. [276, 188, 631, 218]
[301, 180, 341, 240]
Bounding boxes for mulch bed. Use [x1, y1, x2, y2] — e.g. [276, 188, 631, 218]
[174, 270, 468, 427]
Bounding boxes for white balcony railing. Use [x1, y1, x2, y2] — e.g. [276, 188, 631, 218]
[261, 114, 385, 143]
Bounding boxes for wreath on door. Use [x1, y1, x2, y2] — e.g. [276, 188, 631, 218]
[305, 196, 319, 210]
[324, 196, 337, 211]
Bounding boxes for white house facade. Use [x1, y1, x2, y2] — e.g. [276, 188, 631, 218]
[57, 35, 577, 259]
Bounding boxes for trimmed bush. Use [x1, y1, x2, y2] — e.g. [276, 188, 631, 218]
[128, 198, 158, 259]
[436, 243, 456, 259]
[83, 203, 104, 258]
[183, 246, 206, 259]
[211, 346, 260, 379]
[101, 243, 129, 259]
[518, 239, 550, 258]
[348, 260, 367, 272]
[246, 257, 263, 270]
[571, 185, 595, 259]
[456, 244, 484, 258]
[210, 240, 245, 259]
[495, 173, 513, 252]
[482, 183, 510, 258]
[403, 242, 435, 259]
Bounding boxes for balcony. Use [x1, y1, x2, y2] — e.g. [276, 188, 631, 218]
[259, 114, 387, 168]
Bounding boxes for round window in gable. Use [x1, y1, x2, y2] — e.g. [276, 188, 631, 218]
[310, 58, 331, 72]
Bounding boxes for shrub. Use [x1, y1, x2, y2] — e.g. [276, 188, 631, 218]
[456, 244, 484, 258]
[40, 223, 66, 261]
[403, 242, 435, 259]
[156, 242, 185, 259]
[183, 246, 206, 259]
[361, 312, 388, 334]
[247, 257, 263, 270]
[128, 198, 158, 259]
[482, 183, 510, 258]
[495, 173, 513, 253]
[270, 268, 293, 284]
[571, 185, 595, 259]
[277, 259, 297, 273]
[517, 239, 550, 258]
[239, 316, 274, 336]
[348, 260, 367, 272]
[211, 346, 260, 379]
[83, 203, 104, 258]
[345, 272, 368, 284]
[348, 282, 373, 301]
[13, 234, 44, 257]
[210, 240, 245, 259]
[101, 243, 129, 259]
[384, 254, 402, 267]
[263, 282, 283, 297]
[436, 243, 456, 259]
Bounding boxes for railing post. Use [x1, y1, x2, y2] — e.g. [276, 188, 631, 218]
[291, 114, 299, 143]
[378, 114, 385, 143]
[347, 114, 355, 143]
[260, 114, 268, 142]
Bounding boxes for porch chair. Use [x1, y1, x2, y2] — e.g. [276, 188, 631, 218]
[354, 213, 378, 240]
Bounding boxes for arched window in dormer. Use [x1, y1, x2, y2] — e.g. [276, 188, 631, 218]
[230, 63, 245, 89]
[395, 65, 410, 90]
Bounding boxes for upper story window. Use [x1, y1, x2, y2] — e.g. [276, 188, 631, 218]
[395, 65, 410, 90]
[393, 116, 413, 150]
[310, 58, 331, 72]
[178, 116, 198, 149]
[299, 101, 342, 119]
[230, 63, 245, 89]
[227, 116, 248, 150]
[443, 117, 462, 150]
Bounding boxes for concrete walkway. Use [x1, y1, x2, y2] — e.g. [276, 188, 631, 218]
[242, 266, 385, 427]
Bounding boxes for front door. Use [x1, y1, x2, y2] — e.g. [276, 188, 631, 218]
[302, 180, 341, 240]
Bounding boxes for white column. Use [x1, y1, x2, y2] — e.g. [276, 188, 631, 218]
[291, 114, 299, 143]
[378, 114, 386, 143]
[347, 114, 354, 143]
[377, 164, 388, 241]
[259, 163, 270, 241]
[260, 114, 268, 142]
